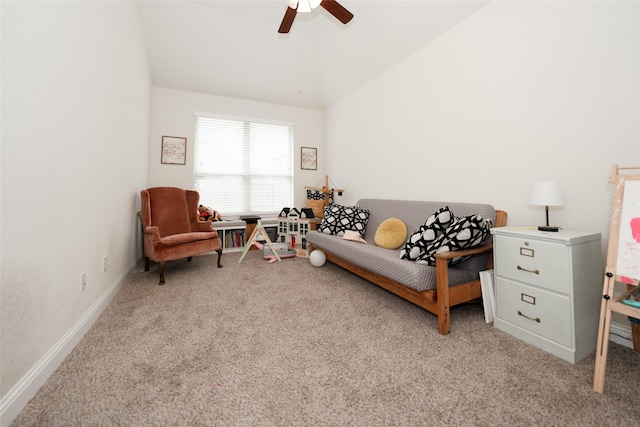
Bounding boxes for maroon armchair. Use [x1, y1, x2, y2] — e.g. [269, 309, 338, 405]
[140, 187, 222, 285]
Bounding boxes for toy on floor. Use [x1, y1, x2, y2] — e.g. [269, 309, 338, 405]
[309, 250, 326, 267]
[239, 220, 282, 264]
[252, 242, 297, 263]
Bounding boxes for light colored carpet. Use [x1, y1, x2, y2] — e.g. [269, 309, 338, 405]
[11, 251, 640, 426]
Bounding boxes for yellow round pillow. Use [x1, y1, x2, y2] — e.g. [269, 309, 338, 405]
[375, 218, 408, 249]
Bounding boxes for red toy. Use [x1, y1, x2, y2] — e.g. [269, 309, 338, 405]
[197, 205, 221, 222]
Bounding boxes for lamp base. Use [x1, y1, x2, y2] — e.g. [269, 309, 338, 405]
[538, 225, 560, 232]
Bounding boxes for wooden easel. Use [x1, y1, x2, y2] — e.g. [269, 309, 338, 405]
[593, 164, 640, 394]
[238, 220, 281, 263]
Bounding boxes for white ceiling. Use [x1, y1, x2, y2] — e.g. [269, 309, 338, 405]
[137, 1, 490, 109]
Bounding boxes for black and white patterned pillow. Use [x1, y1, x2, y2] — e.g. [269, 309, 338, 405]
[336, 206, 370, 237]
[317, 204, 370, 237]
[417, 214, 493, 265]
[317, 204, 346, 235]
[400, 206, 454, 261]
[438, 214, 493, 265]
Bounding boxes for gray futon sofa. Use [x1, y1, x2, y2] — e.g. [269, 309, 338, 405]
[306, 199, 507, 335]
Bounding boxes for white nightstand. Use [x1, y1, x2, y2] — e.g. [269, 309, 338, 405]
[491, 227, 602, 363]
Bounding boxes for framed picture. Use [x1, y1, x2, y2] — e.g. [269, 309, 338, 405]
[301, 147, 317, 170]
[161, 136, 187, 165]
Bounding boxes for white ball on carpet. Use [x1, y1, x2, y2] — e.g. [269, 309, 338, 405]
[309, 250, 326, 267]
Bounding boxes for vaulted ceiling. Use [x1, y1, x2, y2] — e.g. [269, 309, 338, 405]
[137, 1, 489, 109]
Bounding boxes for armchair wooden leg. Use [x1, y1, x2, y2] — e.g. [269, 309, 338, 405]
[187, 256, 192, 262]
[216, 249, 223, 268]
[144, 257, 150, 272]
[158, 262, 166, 285]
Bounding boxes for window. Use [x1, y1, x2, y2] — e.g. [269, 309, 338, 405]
[194, 114, 294, 217]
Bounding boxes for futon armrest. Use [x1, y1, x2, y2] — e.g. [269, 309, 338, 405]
[433, 242, 493, 261]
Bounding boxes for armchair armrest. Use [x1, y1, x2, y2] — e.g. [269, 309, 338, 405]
[191, 221, 217, 233]
[144, 225, 161, 239]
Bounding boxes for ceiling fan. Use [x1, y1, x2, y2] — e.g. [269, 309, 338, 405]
[278, 0, 354, 34]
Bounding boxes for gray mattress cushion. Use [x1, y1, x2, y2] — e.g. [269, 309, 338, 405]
[305, 199, 496, 292]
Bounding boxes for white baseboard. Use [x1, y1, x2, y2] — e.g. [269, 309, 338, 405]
[0, 261, 135, 427]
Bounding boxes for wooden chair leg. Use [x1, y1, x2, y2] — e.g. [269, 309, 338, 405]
[187, 256, 192, 262]
[437, 304, 451, 336]
[144, 257, 150, 272]
[216, 249, 223, 268]
[436, 257, 451, 335]
[158, 262, 166, 285]
[631, 321, 640, 352]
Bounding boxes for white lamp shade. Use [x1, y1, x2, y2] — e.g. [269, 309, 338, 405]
[529, 181, 564, 207]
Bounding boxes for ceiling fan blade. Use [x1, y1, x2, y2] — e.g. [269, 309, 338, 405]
[278, 7, 297, 33]
[320, 0, 353, 25]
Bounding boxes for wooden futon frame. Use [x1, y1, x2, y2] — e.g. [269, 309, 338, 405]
[320, 210, 508, 335]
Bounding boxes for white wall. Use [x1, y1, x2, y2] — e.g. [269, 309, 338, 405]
[326, 0, 639, 254]
[149, 87, 326, 212]
[1, 1, 151, 423]
[1, 2, 637, 423]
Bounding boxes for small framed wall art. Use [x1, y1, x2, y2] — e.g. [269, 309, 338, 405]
[161, 136, 187, 165]
[301, 147, 317, 170]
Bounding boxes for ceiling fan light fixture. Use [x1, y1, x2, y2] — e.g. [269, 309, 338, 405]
[297, 2, 311, 13]
[279, 0, 352, 33]
[290, 0, 321, 13]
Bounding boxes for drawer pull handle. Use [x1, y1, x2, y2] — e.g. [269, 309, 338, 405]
[517, 265, 540, 275]
[518, 311, 541, 323]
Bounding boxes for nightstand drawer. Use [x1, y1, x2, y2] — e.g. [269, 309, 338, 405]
[494, 235, 570, 293]
[495, 278, 571, 347]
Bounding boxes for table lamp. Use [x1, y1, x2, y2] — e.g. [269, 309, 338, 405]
[529, 181, 564, 232]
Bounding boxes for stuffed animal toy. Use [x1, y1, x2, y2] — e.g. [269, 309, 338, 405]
[197, 205, 221, 222]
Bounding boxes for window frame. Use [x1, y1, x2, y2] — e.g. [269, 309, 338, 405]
[194, 112, 294, 218]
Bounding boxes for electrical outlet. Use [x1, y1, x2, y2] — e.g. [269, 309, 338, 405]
[103, 256, 108, 272]
[81, 272, 87, 292]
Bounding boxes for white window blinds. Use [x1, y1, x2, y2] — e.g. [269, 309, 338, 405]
[194, 114, 294, 217]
